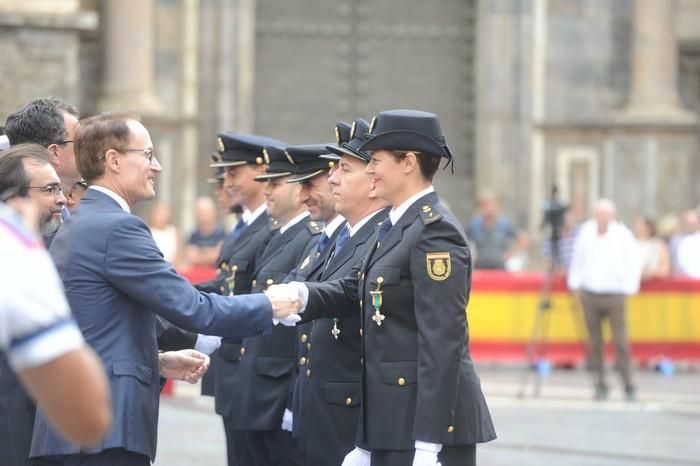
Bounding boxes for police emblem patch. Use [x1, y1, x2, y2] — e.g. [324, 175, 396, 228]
[426, 252, 451, 281]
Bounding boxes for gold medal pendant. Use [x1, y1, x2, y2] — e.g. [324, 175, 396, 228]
[331, 318, 341, 339]
[369, 276, 385, 326]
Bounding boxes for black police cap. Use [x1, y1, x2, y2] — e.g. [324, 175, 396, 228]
[324, 118, 371, 163]
[210, 132, 286, 168]
[254, 145, 295, 181]
[286, 144, 337, 183]
[359, 109, 452, 161]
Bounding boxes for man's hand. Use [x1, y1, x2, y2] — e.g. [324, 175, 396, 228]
[341, 447, 371, 466]
[265, 284, 303, 320]
[158, 349, 210, 384]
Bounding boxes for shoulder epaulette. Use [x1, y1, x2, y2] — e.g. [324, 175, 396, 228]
[419, 204, 442, 225]
[307, 220, 323, 235]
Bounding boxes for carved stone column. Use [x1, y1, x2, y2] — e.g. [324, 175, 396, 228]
[98, 0, 161, 113]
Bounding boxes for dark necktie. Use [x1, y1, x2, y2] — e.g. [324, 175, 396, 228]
[377, 217, 393, 242]
[230, 218, 246, 241]
[317, 232, 330, 253]
[333, 225, 350, 255]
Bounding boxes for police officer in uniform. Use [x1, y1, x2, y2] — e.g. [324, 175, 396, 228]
[278, 110, 496, 466]
[231, 144, 322, 466]
[200, 133, 286, 466]
[298, 118, 390, 465]
[283, 143, 347, 447]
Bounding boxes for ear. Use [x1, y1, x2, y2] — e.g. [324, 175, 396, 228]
[46, 144, 61, 166]
[103, 149, 121, 173]
[403, 152, 418, 175]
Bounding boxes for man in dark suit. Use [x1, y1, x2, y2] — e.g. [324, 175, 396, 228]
[274, 110, 496, 466]
[203, 132, 286, 466]
[295, 119, 390, 466]
[29, 112, 301, 466]
[229, 144, 323, 466]
[283, 143, 348, 448]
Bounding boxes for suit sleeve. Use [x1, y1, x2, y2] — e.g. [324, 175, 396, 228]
[410, 220, 470, 443]
[301, 266, 360, 322]
[104, 215, 273, 341]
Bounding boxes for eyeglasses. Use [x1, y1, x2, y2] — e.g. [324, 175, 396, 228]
[123, 148, 156, 165]
[27, 183, 64, 197]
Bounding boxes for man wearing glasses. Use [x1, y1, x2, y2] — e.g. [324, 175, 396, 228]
[4, 97, 81, 212]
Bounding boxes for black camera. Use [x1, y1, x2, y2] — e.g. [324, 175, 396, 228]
[541, 185, 568, 265]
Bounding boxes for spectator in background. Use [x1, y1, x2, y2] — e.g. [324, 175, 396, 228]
[568, 199, 641, 401]
[677, 210, 700, 279]
[148, 201, 181, 264]
[505, 231, 530, 272]
[466, 190, 516, 269]
[185, 196, 226, 266]
[634, 217, 671, 279]
[669, 209, 700, 275]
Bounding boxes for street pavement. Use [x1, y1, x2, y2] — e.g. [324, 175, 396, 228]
[154, 366, 700, 465]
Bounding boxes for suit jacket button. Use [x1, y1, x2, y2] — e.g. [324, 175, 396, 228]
[301, 334, 308, 343]
[447, 425, 455, 433]
[240, 347, 245, 355]
[306, 369, 311, 377]
[299, 357, 307, 365]
[397, 377, 406, 386]
[345, 397, 352, 406]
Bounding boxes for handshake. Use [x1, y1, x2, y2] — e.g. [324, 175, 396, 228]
[264, 282, 308, 326]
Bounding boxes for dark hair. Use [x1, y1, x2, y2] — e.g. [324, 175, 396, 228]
[0, 143, 51, 201]
[389, 150, 441, 180]
[75, 111, 139, 183]
[4, 97, 79, 147]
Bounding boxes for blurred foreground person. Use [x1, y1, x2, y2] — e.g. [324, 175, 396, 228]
[29, 112, 300, 466]
[0, 200, 111, 457]
[568, 199, 642, 401]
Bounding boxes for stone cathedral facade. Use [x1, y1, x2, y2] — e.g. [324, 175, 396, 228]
[1, 0, 698, 235]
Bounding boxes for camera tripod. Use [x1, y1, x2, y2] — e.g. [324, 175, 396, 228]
[517, 188, 588, 398]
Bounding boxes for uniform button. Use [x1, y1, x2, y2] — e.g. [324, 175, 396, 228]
[306, 369, 311, 377]
[240, 347, 245, 355]
[301, 334, 308, 343]
[359, 328, 363, 336]
[299, 357, 307, 365]
[360, 273, 365, 280]
[252, 279, 257, 287]
[219, 286, 225, 293]
[266, 278, 274, 285]
[345, 397, 352, 406]
[359, 299, 363, 308]
[307, 343, 312, 350]
[232, 265, 238, 272]
[360, 358, 363, 364]
[447, 425, 455, 433]
[397, 377, 406, 386]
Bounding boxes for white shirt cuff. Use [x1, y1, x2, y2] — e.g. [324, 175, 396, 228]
[414, 440, 443, 453]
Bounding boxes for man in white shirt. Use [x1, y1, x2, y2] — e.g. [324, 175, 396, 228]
[568, 198, 642, 400]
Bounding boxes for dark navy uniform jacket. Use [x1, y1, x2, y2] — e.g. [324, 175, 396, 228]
[299, 209, 388, 465]
[231, 216, 321, 431]
[303, 192, 496, 451]
[30, 189, 274, 461]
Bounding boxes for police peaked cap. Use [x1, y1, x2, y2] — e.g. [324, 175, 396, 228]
[210, 132, 286, 168]
[286, 144, 338, 183]
[324, 118, 371, 163]
[359, 109, 452, 161]
[254, 144, 295, 181]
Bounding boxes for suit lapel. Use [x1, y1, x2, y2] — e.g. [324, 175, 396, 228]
[322, 211, 387, 279]
[254, 218, 306, 276]
[305, 221, 345, 279]
[367, 192, 438, 269]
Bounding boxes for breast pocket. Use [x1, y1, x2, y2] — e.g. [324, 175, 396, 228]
[325, 382, 361, 407]
[368, 266, 401, 288]
[256, 356, 295, 379]
[378, 361, 417, 387]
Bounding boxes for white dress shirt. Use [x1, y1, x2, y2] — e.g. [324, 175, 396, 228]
[677, 232, 700, 278]
[567, 219, 642, 295]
